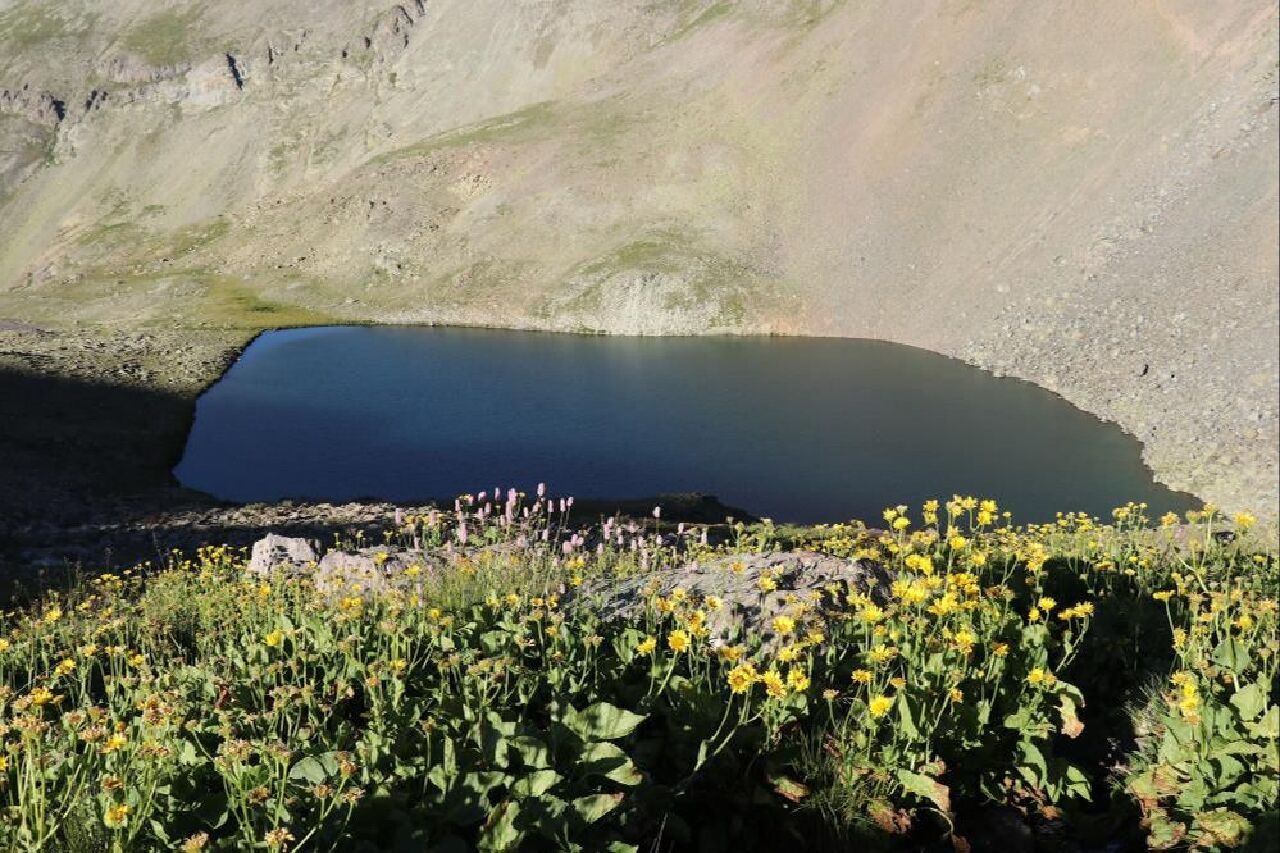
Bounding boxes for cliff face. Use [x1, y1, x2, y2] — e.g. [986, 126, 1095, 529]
[1, 0, 1276, 511]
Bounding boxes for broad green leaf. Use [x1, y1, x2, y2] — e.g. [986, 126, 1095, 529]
[1018, 741, 1048, 784]
[1063, 764, 1092, 801]
[563, 702, 647, 742]
[898, 695, 920, 740]
[479, 801, 524, 852]
[1211, 638, 1251, 673]
[288, 753, 339, 785]
[895, 768, 951, 815]
[570, 792, 624, 825]
[1229, 683, 1267, 722]
[510, 734, 551, 768]
[578, 742, 643, 786]
[511, 769, 560, 798]
[1246, 706, 1280, 740]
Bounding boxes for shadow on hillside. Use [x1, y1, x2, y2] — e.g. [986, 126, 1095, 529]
[0, 364, 197, 519]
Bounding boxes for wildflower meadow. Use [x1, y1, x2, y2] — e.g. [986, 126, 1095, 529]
[0, 493, 1275, 851]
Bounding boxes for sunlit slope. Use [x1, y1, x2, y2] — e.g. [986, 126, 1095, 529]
[0, 0, 1276, 510]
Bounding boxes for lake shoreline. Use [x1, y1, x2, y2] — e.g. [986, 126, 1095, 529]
[0, 317, 1242, 567]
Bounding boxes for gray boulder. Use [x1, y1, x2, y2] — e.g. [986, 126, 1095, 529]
[571, 551, 887, 645]
[248, 534, 319, 575]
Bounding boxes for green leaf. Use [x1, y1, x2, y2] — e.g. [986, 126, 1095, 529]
[177, 740, 202, 767]
[578, 742, 643, 786]
[1063, 764, 1093, 801]
[570, 792, 624, 825]
[288, 753, 339, 785]
[895, 768, 951, 815]
[563, 702, 647, 742]
[511, 769, 560, 798]
[479, 801, 524, 852]
[1211, 638, 1251, 673]
[1229, 683, 1267, 722]
[480, 725, 509, 769]
[898, 695, 920, 741]
[1018, 741, 1048, 785]
[509, 734, 551, 768]
[1247, 706, 1280, 740]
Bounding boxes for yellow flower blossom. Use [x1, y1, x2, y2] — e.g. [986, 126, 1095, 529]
[715, 644, 744, 662]
[667, 630, 691, 653]
[636, 636, 657, 655]
[868, 695, 894, 717]
[727, 663, 758, 693]
[761, 670, 787, 699]
[103, 803, 129, 829]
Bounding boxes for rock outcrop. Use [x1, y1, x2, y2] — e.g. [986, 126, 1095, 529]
[572, 552, 888, 644]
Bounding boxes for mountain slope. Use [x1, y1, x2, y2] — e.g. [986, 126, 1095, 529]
[1, 0, 1276, 510]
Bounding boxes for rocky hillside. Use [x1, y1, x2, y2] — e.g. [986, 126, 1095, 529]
[1, 0, 1276, 511]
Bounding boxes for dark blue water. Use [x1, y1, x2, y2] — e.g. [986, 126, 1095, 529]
[174, 326, 1197, 523]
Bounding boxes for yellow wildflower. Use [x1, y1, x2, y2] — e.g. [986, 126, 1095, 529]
[787, 669, 811, 692]
[101, 733, 128, 754]
[264, 630, 284, 648]
[868, 695, 894, 718]
[761, 670, 787, 699]
[851, 669, 873, 684]
[636, 636, 657, 655]
[772, 615, 796, 635]
[716, 645, 744, 662]
[667, 630, 691, 653]
[103, 803, 129, 829]
[727, 663, 758, 693]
